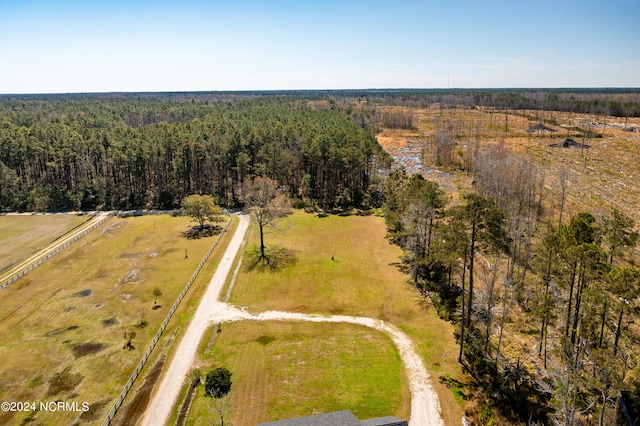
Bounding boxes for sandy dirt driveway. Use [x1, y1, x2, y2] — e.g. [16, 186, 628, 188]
[140, 213, 250, 426]
[140, 212, 444, 426]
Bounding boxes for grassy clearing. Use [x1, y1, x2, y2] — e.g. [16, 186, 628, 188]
[229, 211, 464, 425]
[0, 214, 226, 426]
[112, 216, 239, 426]
[185, 321, 409, 426]
[0, 214, 88, 272]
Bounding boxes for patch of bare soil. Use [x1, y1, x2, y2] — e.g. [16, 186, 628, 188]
[102, 221, 124, 235]
[175, 377, 200, 426]
[102, 316, 118, 327]
[70, 289, 92, 298]
[113, 355, 166, 426]
[45, 325, 78, 337]
[123, 269, 140, 283]
[73, 398, 111, 424]
[549, 137, 590, 149]
[527, 122, 557, 133]
[46, 366, 83, 397]
[69, 341, 108, 359]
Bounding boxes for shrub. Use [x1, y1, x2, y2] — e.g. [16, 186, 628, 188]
[205, 367, 232, 398]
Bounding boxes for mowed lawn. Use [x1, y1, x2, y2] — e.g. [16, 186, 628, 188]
[0, 214, 89, 272]
[0, 214, 225, 426]
[185, 321, 410, 426]
[227, 211, 464, 425]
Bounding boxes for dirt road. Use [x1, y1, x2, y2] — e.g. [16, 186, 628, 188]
[139, 213, 250, 426]
[140, 212, 443, 426]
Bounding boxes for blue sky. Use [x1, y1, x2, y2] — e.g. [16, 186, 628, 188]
[0, 0, 638, 93]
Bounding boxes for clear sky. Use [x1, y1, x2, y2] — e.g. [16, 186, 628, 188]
[1, 0, 638, 93]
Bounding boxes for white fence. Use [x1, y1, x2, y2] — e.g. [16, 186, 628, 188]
[100, 216, 232, 426]
[0, 214, 114, 290]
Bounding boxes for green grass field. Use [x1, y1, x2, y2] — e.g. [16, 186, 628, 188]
[0, 214, 88, 272]
[193, 211, 464, 425]
[184, 321, 410, 426]
[0, 214, 227, 425]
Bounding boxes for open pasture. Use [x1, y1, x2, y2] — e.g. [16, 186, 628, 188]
[0, 214, 225, 425]
[0, 214, 89, 272]
[183, 321, 409, 426]
[229, 211, 463, 424]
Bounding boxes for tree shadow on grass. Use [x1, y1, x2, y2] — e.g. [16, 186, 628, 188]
[180, 224, 222, 239]
[243, 245, 297, 272]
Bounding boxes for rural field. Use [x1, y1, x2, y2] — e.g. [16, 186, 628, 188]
[0, 214, 89, 272]
[1, 92, 638, 426]
[179, 211, 464, 425]
[0, 213, 231, 425]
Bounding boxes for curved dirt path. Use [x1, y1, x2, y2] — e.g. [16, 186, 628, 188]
[141, 212, 443, 426]
[209, 304, 444, 426]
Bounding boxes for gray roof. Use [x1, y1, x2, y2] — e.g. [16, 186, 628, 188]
[259, 410, 360, 426]
[258, 410, 408, 426]
[360, 416, 408, 426]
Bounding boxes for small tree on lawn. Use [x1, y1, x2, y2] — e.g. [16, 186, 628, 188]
[152, 287, 162, 307]
[182, 194, 223, 230]
[205, 367, 232, 399]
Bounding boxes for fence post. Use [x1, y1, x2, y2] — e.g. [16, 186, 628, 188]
[0, 213, 114, 290]
[100, 215, 232, 426]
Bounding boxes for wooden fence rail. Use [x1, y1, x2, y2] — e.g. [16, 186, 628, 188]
[100, 216, 232, 426]
[0, 213, 114, 290]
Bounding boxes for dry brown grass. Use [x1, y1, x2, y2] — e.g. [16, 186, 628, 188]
[0, 214, 87, 272]
[0, 214, 226, 425]
[112, 216, 239, 426]
[377, 106, 640, 235]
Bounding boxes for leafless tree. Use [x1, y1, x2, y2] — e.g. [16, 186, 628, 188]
[207, 392, 234, 426]
[240, 176, 290, 259]
[558, 167, 570, 227]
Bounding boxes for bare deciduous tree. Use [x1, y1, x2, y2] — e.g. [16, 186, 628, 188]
[240, 176, 290, 260]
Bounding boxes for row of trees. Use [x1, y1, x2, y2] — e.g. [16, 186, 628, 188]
[382, 163, 639, 423]
[0, 97, 389, 211]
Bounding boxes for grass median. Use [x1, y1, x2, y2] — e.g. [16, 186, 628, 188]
[184, 321, 409, 425]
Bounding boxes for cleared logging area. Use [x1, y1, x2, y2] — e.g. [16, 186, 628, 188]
[0, 214, 225, 425]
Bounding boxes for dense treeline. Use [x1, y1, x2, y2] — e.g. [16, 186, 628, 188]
[379, 89, 640, 118]
[0, 97, 389, 211]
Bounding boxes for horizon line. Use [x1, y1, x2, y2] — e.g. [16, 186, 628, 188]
[2, 87, 640, 97]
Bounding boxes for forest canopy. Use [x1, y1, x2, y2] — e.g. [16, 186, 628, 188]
[2, 89, 639, 212]
[0, 96, 389, 211]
